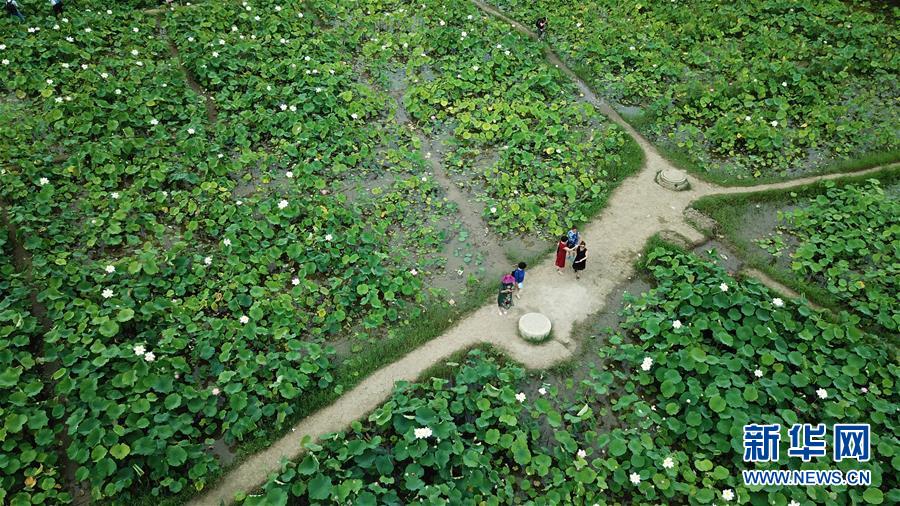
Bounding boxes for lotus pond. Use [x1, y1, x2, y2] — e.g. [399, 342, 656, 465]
[247, 245, 898, 504]
[491, 0, 900, 183]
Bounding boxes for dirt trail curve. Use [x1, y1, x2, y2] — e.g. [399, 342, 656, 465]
[189, 4, 897, 504]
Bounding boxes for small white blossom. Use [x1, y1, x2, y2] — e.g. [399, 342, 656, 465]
[102, 288, 114, 299]
[641, 357, 653, 371]
[144, 351, 156, 362]
[105, 265, 116, 273]
[410, 269, 418, 276]
[133, 344, 146, 356]
[515, 392, 526, 402]
[672, 320, 682, 329]
[770, 120, 778, 127]
[719, 283, 729, 292]
[211, 387, 221, 395]
[351, 113, 359, 119]
[325, 234, 333, 241]
[788, 501, 800, 506]
[629, 46, 636, 50]
[538, 387, 547, 395]
[754, 369, 763, 378]
[291, 277, 300, 286]
[187, 128, 196, 135]
[239, 315, 249, 324]
[204, 256, 212, 265]
[745, 115, 752, 122]
[772, 298, 784, 307]
[414, 427, 432, 439]
[577, 449, 587, 458]
[223, 238, 232, 246]
[629, 472, 641, 485]
[663, 457, 674, 469]
[816, 388, 828, 399]
[38, 177, 50, 186]
[490, 207, 497, 214]
[285, 171, 293, 178]
[111, 192, 120, 199]
[782, 81, 788, 87]
[722, 489, 735, 501]
[1, 59, 8, 65]
[278, 199, 289, 209]
[150, 118, 159, 126]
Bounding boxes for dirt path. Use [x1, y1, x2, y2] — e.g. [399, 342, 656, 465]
[189, 5, 897, 504]
[155, 14, 219, 125]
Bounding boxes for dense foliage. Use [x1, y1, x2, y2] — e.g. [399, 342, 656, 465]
[756, 180, 899, 332]
[0, 0, 637, 502]
[492, 0, 900, 180]
[250, 247, 898, 504]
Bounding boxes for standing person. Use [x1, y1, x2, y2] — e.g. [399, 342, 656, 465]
[512, 262, 527, 299]
[555, 235, 570, 274]
[6, 0, 24, 20]
[566, 225, 580, 261]
[49, 0, 63, 16]
[535, 17, 547, 39]
[572, 241, 588, 279]
[497, 273, 515, 315]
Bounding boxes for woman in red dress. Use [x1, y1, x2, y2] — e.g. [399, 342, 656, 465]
[555, 235, 570, 274]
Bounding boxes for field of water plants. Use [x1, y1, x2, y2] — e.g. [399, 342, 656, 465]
[492, 0, 900, 182]
[0, 0, 641, 503]
[1, 0, 898, 505]
[248, 245, 898, 504]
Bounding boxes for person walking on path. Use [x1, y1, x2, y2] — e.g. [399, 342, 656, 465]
[572, 241, 587, 279]
[566, 225, 580, 261]
[535, 17, 547, 39]
[6, 0, 24, 21]
[555, 235, 571, 274]
[512, 262, 526, 299]
[497, 273, 515, 315]
[50, 0, 63, 16]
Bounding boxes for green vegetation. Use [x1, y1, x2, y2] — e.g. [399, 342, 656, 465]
[692, 168, 900, 333]
[0, 0, 638, 502]
[249, 246, 898, 504]
[492, 0, 900, 182]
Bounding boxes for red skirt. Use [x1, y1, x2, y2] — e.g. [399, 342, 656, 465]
[555, 244, 567, 268]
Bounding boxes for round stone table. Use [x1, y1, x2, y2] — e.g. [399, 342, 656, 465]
[519, 312, 552, 343]
[656, 168, 689, 191]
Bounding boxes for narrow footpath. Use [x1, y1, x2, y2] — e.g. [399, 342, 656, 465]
[188, 3, 898, 504]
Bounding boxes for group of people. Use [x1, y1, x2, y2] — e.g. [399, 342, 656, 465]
[6, 0, 63, 20]
[497, 226, 588, 315]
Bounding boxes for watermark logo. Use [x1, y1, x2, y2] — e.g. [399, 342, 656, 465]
[741, 423, 872, 487]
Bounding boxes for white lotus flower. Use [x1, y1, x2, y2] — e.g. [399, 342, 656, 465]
[291, 277, 300, 286]
[325, 234, 333, 241]
[577, 449, 587, 458]
[538, 387, 547, 395]
[770, 120, 778, 127]
[515, 392, 526, 402]
[133, 344, 146, 356]
[719, 283, 729, 292]
[278, 199, 288, 209]
[414, 427, 432, 439]
[816, 388, 828, 399]
[203, 256, 212, 265]
[722, 489, 734, 501]
[223, 238, 231, 246]
[629, 472, 641, 485]
[772, 298, 784, 307]
[102, 289, 114, 299]
[239, 315, 249, 324]
[754, 369, 763, 378]
[672, 320, 682, 329]
[663, 457, 674, 469]
[38, 177, 49, 186]
[144, 352, 156, 362]
[105, 265, 115, 273]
